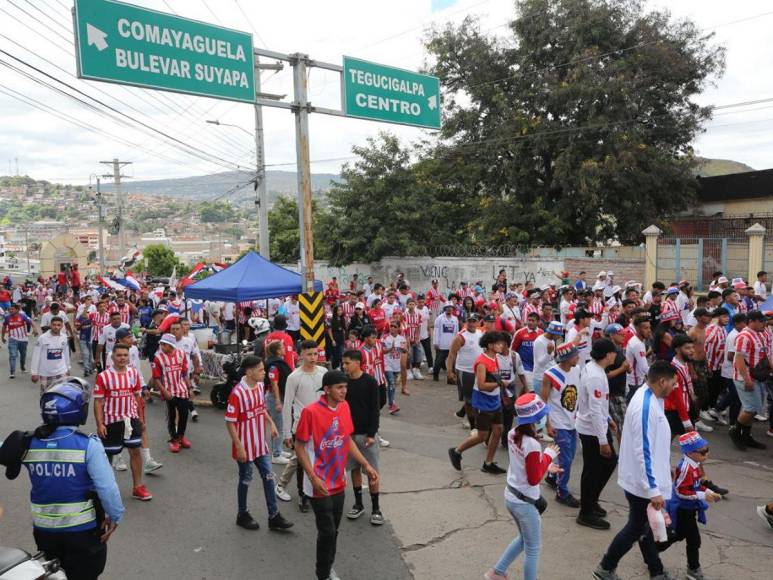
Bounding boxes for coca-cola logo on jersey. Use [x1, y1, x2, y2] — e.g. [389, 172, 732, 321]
[319, 435, 345, 450]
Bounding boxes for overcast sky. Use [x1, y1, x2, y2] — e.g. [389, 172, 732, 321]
[1, 0, 772, 185]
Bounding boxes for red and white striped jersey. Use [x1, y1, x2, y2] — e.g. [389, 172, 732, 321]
[360, 342, 386, 385]
[522, 302, 541, 319]
[660, 299, 678, 318]
[3, 312, 31, 341]
[151, 349, 190, 398]
[426, 287, 444, 307]
[733, 327, 770, 381]
[224, 379, 269, 461]
[89, 311, 110, 341]
[588, 297, 605, 318]
[704, 324, 727, 372]
[93, 367, 142, 425]
[403, 310, 422, 343]
[666, 357, 693, 426]
[341, 301, 356, 324]
[109, 303, 132, 326]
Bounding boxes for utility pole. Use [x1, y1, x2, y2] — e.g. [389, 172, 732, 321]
[291, 53, 314, 292]
[24, 226, 30, 276]
[100, 158, 132, 260]
[96, 178, 105, 275]
[253, 59, 283, 258]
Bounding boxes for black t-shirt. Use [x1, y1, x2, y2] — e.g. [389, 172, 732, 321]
[345, 373, 380, 437]
[606, 346, 627, 397]
[266, 356, 292, 399]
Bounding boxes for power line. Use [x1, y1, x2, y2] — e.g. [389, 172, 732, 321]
[233, 0, 268, 48]
[0, 51, 247, 171]
[0, 5, 256, 163]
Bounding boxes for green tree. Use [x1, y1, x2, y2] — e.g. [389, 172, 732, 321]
[268, 196, 332, 263]
[199, 200, 237, 223]
[141, 244, 186, 276]
[323, 133, 470, 264]
[425, 0, 725, 245]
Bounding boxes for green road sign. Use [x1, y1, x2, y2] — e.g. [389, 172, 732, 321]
[73, 0, 255, 103]
[342, 56, 441, 129]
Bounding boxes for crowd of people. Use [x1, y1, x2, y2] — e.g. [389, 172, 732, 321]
[1, 266, 773, 580]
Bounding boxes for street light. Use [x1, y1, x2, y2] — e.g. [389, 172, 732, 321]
[205, 119, 254, 139]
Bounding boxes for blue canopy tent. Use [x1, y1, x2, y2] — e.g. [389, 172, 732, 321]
[184, 251, 322, 301]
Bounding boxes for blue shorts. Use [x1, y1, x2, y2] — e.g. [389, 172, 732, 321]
[734, 379, 766, 414]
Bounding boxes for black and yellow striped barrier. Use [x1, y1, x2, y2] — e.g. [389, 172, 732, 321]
[299, 291, 326, 353]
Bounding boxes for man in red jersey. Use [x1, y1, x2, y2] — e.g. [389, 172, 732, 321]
[265, 314, 299, 369]
[94, 343, 152, 501]
[151, 334, 192, 453]
[295, 370, 379, 580]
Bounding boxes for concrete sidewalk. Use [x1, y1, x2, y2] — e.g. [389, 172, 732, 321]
[377, 378, 773, 579]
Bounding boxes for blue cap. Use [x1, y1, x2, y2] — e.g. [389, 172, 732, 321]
[604, 323, 624, 336]
[546, 321, 564, 336]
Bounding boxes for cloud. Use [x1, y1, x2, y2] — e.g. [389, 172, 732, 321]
[1, 0, 771, 184]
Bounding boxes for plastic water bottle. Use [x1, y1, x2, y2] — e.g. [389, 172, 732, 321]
[647, 504, 669, 542]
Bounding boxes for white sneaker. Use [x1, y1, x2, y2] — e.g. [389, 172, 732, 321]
[699, 411, 714, 423]
[413, 369, 424, 380]
[328, 568, 341, 580]
[113, 454, 128, 471]
[754, 414, 769, 422]
[378, 436, 390, 448]
[707, 408, 720, 421]
[143, 458, 163, 474]
[714, 413, 729, 426]
[272, 455, 290, 465]
[695, 420, 714, 433]
[275, 484, 291, 502]
[280, 450, 293, 459]
[191, 409, 199, 422]
[406, 369, 414, 380]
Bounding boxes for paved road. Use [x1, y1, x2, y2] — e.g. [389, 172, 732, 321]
[1, 344, 772, 579]
[0, 352, 411, 580]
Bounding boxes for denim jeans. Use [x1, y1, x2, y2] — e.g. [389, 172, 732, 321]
[385, 371, 399, 406]
[264, 392, 283, 457]
[600, 492, 664, 576]
[409, 342, 423, 368]
[493, 499, 542, 580]
[553, 428, 577, 498]
[79, 338, 93, 374]
[237, 455, 278, 518]
[7, 338, 27, 374]
[310, 492, 345, 580]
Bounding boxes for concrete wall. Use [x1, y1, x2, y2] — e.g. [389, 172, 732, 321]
[282, 251, 646, 293]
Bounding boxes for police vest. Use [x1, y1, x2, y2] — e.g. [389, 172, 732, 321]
[23, 427, 96, 532]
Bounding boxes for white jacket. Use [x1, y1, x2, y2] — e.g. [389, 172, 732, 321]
[575, 361, 610, 443]
[433, 314, 459, 350]
[31, 331, 70, 377]
[282, 365, 327, 440]
[617, 384, 672, 500]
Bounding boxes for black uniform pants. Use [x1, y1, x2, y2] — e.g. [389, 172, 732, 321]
[166, 396, 189, 439]
[579, 432, 617, 517]
[310, 491, 345, 580]
[432, 349, 448, 379]
[34, 528, 107, 580]
[421, 337, 434, 368]
[656, 508, 701, 571]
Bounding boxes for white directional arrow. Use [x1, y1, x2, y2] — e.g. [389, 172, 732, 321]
[427, 94, 437, 111]
[86, 23, 108, 51]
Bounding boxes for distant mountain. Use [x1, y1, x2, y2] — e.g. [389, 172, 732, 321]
[694, 157, 755, 177]
[100, 170, 339, 204]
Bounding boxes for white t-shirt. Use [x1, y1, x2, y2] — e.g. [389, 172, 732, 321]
[721, 328, 739, 379]
[285, 300, 300, 331]
[626, 334, 649, 386]
[566, 325, 592, 366]
[544, 363, 581, 430]
[531, 334, 555, 385]
[501, 303, 521, 329]
[76, 303, 96, 319]
[505, 433, 557, 502]
[382, 301, 401, 320]
[98, 323, 130, 354]
[754, 280, 768, 300]
[382, 334, 406, 373]
[417, 306, 431, 340]
[222, 303, 235, 321]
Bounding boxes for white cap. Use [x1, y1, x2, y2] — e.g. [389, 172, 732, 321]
[607, 271, 615, 277]
[597, 271, 607, 278]
[355, 302, 366, 310]
[717, 276, 729, 284]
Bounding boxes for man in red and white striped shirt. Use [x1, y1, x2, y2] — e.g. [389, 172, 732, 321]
[705, 309, 729, 423]
[225, 355, 293, 531]
[403, 298, 425, 380]
[109, 294, 135, 326]
[89, 300, 111, 368]
[94, 343, 152, 501]
[666, 335, 695, 437]
[359, 327, 386, 389]
[2, 303, 38, 378]
[730, 310, 769, 450]
[151, 334, 192, 453]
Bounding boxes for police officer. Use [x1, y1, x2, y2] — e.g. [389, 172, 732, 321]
[0, 378, 124, 579]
